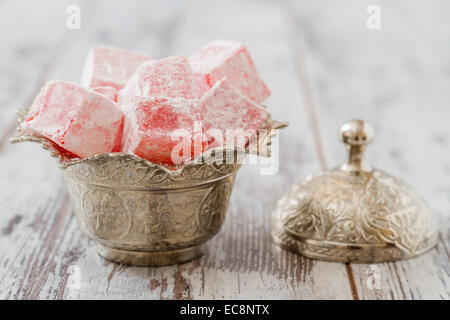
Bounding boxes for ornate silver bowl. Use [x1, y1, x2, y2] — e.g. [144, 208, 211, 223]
[12, 110, 286, 266]
[64, 154, 238, 266]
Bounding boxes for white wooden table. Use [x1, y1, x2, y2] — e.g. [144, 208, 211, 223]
[0, 0, 448, 299]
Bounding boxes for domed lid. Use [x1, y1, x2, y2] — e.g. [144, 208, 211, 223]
[271, 120, 437, 263]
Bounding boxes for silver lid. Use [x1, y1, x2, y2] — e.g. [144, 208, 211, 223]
[271, 120, 437, 263]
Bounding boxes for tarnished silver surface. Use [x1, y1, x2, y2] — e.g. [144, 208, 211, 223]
[272, 120, 438, 263]
[12, 109, 287, 266]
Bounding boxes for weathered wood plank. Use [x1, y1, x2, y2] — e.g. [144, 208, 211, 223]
[4, 0, 448, 300]
[286, 0, 450, 299]
[0, 0, 355, 299]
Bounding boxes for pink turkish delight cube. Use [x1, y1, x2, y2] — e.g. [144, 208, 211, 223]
[93, 86, 118, 102]
[22, 80, 124, 158]
[120, 56, 196, 107]
[122, 97, 203, 165]
[189, 40, 270, 104]
[81, 45, 151, 90]
[200, 78, 268, 149]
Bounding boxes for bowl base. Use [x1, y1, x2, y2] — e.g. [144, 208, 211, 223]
[97, 244, 204, 267]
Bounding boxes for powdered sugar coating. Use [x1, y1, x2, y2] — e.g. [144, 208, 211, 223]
[81, 46, 151, 90]
[22, 81, 124, 158]
[122, 97, 203, 165]
[200, 78, 268, 149]
[93, 86, 118, 102]
[120, 56, 197, 108]
[189, 40, 270, 104]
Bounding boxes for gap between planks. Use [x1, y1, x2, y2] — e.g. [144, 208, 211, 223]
[282, 0, 360, 300]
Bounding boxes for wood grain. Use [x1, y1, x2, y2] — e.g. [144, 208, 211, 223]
[0, 0, 353, 299]
[0, 0, 448, 300]
[287, 0, 450, 299]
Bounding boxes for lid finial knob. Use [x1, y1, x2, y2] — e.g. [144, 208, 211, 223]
[339, 119, 374, 173]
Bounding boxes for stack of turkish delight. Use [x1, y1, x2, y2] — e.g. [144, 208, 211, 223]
[21, 41, 270, 166]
